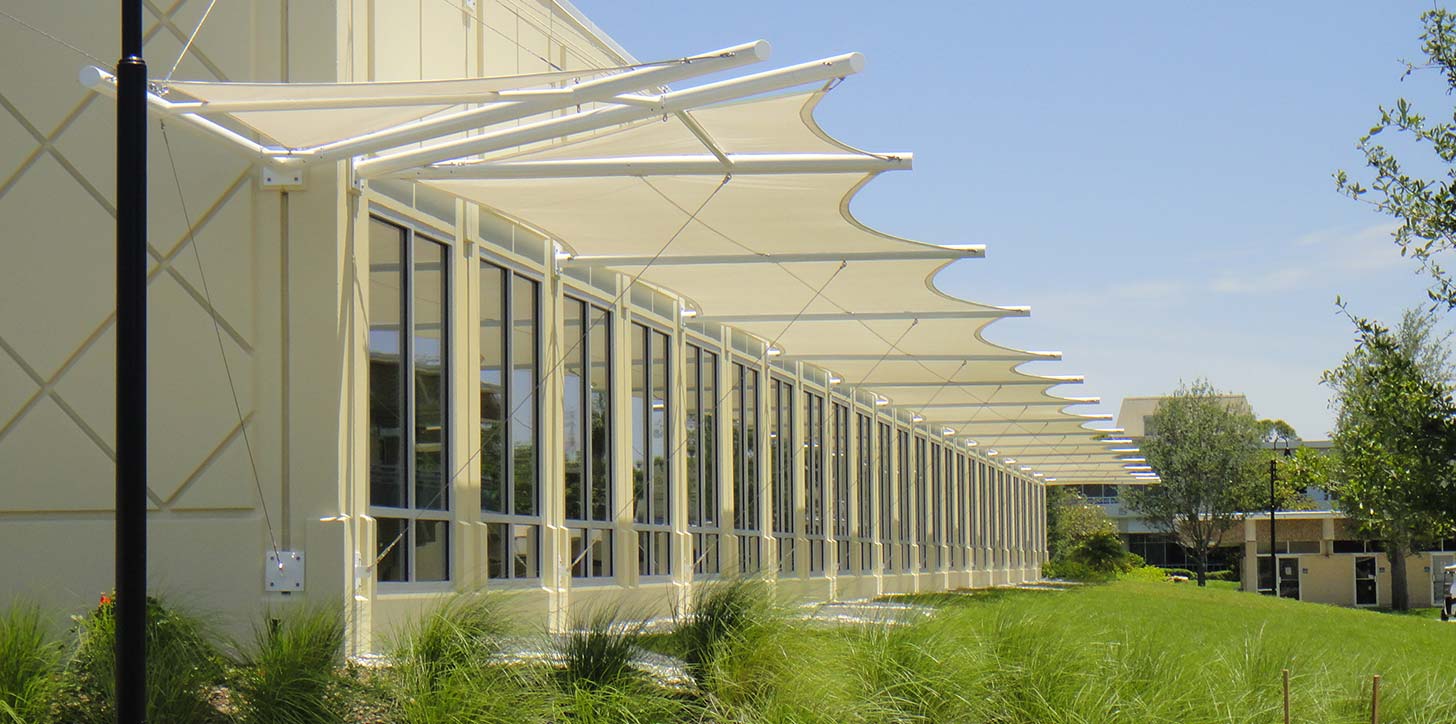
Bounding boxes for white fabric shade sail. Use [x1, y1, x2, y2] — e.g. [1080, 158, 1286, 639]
[81, 38, 1144, 484]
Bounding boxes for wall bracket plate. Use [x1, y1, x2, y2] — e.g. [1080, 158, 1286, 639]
[265, 550, 305, 592]
[261, 165, 306, 191]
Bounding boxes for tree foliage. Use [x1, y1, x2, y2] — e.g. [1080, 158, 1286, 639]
[1123, 380, 1265, 585]
[1336, 8, 1456, 308]
[1322, 307, 1456, 609]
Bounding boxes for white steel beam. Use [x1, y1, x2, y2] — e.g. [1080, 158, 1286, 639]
[909, 398, 1099, 409]
[864, 376, 1083, 389]
[697, 306, 1021, 323]
[790, 351, 1059, 362]
[355, 52, 866, 177]
[902, 396, 1094, 407]
[573, 245, 985, 268]
[938, 414, 1113, 425]
[398, 152, 911, 179]
[80, 40, 772, 161]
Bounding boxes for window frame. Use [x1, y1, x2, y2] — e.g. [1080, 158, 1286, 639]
[630, 319, 674, 579]
[477, 257, 544, 583]
[686, 340, 723, 578]
[367, 215, 453, 590]
[562, 292, 615, 579]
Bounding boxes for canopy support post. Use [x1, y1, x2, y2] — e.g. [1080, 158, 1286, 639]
[115, 0, 148, 720]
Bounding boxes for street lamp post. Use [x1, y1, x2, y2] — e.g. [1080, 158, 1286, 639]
[1267, 437, 1292, 597]
[1268, 456, 1277, 596]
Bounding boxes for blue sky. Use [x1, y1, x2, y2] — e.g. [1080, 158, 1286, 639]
[580, 1, 1454, 438]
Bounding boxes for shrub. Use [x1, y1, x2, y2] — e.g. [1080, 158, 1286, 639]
[229, 605, 346, 724]
[673, 576, 776, 685]
[1206, 569, 1239, 582]
[58, 595, 225, 724]
[0, 603, 62, 724]
[554, 607, 644, 691]
[1162, 568, 1195, 579]
[388, 592, 546, 724]
[1122, 566, 1171, 583]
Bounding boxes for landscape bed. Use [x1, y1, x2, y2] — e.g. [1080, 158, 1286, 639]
[2, 579, 1451, 724]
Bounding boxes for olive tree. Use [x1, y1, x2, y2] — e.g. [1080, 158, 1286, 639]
[1123, 380, 1265, 586]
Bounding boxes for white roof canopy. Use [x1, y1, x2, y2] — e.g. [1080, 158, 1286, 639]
[82, 39, 1143, 484]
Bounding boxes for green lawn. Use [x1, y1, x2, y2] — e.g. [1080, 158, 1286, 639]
[854, 580, 1455, 724]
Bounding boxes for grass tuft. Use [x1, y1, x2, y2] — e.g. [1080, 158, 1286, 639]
[674, 575, 778, 687]
[554, 606, 645, 691]
[0, 603, 62, 724]
[229, 605, 347, 724]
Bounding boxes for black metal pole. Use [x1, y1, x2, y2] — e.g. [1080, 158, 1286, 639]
[116, 0, 148, 721]
[1268, 457, 1277, 597]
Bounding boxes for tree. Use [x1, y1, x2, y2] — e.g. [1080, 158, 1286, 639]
[1043, 489, 1134, 580]
[1336, 9, 1456, 308]
[1321, 307, 1456, 610]
[1123, 380, 1265, 586]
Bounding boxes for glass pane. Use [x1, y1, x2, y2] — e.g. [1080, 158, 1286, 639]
[479, 264, 506, 513]
[563, 299, 585, 520]
[413, 239, 448, 511]
[414, 519, 449, 581]
[368, 221, 406, 509]
[487, 522, 507, 580]
[631, 325, 647, 524]
[650, 331, 670, 525]
[702, 352, 718, 526]
[589, 307, 612, 522]
[511, 276, 538, 516]
[745, 371, 758, 529]
[686, 346, 700, 526]
[376, 517, 409, 582]
[513, 524, 538, 578]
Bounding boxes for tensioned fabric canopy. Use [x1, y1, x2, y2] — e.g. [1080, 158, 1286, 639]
[82, 39, 1151, 484]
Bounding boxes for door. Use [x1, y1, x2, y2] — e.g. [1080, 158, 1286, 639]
[1433, 553, 1455, 607]
[1355, 556, 1378, 607]
[1278, 557, 1300, 599]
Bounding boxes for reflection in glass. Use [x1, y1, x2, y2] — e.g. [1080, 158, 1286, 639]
[376, 518, 408, 582]
[369, 220, 405, 509]
[512, 277, 538, 517]
[414, 239, 447, 511]
[414, 519, 449, 581]
[563, 300, 584, 519]
[480, 265, 506, 513]
[589, 306, 611, 522]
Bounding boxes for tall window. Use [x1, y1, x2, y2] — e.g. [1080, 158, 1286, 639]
[945, 445, 957, 569]
[956, 452, 968, 569]
[803, 391, 826, 574]
[480, 262, 540, 580]
[369, 218, 450, 584]
[832, 402, 851, 573]
[896, 429, 912, 572]
[915, 435, 929, 571]
[732, 362, 761, 573]
[856, 412, 875, 572]
[878, 421, 894, 572]
[928, 441, 943, 570]
[687, 344, 720, 576]
[563, 296, 612, 578]
[632, 323, 672, 576]
[770, 377, 796, 573]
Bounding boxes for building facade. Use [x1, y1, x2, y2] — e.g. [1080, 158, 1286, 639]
[1241, 513, 1456, 609]
[0, 0, 1151, 654]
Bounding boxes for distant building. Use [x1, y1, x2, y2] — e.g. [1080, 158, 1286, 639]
[1240, 512, 1456, 609]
